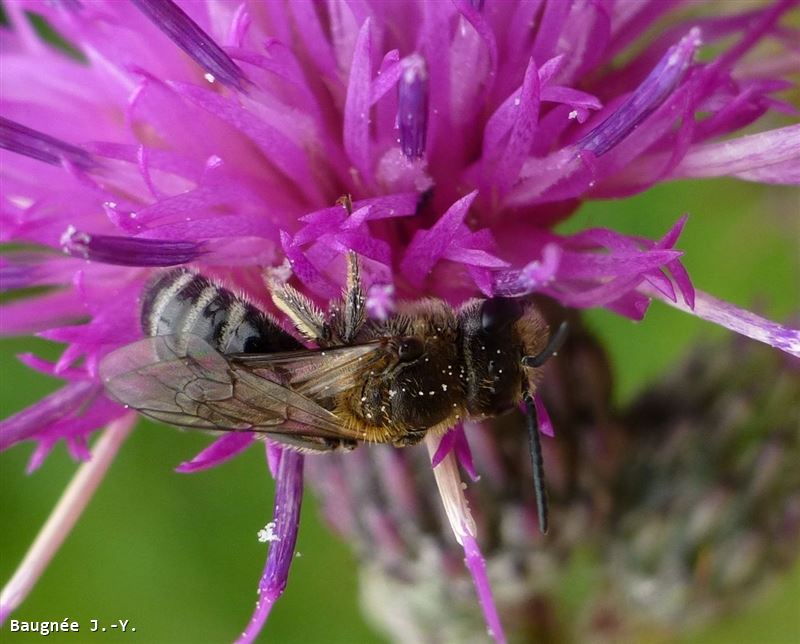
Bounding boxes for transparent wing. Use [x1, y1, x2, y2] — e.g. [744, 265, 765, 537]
[99, 334, 362, 441]
[231, 339, 391, 399]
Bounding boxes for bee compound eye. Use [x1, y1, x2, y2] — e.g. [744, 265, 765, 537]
[397, 337, 424, 362]
[481, 297, 523, 332]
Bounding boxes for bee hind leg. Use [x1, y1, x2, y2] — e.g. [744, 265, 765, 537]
[269, 251, 365, 346]
[264, 433, 357, 453]
[270, 281, 333, 346]
[330, 251, 366, 345]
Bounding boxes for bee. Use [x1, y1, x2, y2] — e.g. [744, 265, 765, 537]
[100, 252, 566, 532]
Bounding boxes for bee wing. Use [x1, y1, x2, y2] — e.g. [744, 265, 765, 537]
[231, 340, 390, 398]
[99, 334, 358, 440]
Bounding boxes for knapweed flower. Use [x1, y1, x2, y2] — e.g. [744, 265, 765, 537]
[1, 0, 798, 641]
[325, 324, 800, 642]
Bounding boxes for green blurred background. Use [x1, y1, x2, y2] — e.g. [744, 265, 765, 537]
[1, 178, 798, 643]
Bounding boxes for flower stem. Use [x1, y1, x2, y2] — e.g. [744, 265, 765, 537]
[0, 415, 135, 625]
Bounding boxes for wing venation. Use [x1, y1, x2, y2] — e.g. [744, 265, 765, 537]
[99, 334, 369, 442]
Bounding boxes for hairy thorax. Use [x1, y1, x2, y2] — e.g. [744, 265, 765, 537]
[335, 300, 468, 444]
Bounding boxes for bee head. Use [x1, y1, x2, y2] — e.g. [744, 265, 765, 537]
[477, 297, 567, 397]
[474, 297, 564, 537]
[460, 297, 547, 416]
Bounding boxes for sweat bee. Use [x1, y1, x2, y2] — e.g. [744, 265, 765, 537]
[100, 252, 566, 532]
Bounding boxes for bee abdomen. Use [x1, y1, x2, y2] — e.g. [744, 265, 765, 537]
[140, 269, 302, 354]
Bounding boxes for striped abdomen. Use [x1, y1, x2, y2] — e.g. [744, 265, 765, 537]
[140, 269, 303, 354]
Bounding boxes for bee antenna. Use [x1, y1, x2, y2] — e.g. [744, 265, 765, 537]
[523, 391, 548, 534]
[522, 321, 569, 368]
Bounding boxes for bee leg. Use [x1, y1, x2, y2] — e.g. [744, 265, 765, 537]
[340, 251, 366, 344]
[265, 433, 342, 452]
[392, 431, 426, 447]
[328, 438, 358, 451]
[270, 281, 333, 346]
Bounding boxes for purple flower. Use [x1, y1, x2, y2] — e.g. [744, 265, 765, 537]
[311, 327, 800, 642]
[1, 0, 798, 641]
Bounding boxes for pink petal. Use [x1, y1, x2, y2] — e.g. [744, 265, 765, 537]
[280, 231, 338, 298]
[236, 448, 304, 644]
[343, 19, 373, 184]
[0, 381, 99, 451]
[462, 534, 507, 644]
[533, 394, 554, 438]
[453, 426, 479, 481]
[531, 0, 571, 65]
[490, 58, 541, 193]
[556, 249, 682, 279]
[646, 288, 800, 358]
[430, 428, 457, 469]
[176, 433, 254, 473]
[672, 123, 800, 184]
[370, 50, 403, 105]
[0, 290, 87, 336]
[170, 82, 320, 201]
[287, 1, 339, 82]
[400, 190, 478, 286]
[454, 0, 498, 93]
